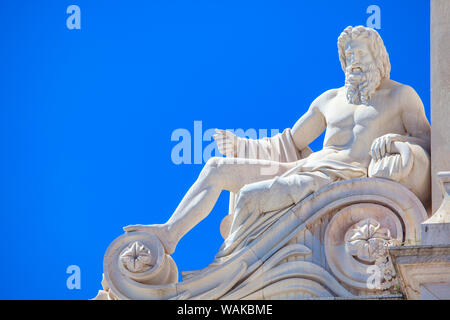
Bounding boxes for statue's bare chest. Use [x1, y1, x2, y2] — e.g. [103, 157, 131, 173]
[326, 92, 401, 130]
[322, 93, 403, 148]
[327, 103, 379, 128]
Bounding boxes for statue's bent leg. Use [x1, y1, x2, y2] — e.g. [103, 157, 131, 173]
[124, 157, 296, 254]
[228, 171, 335, 237]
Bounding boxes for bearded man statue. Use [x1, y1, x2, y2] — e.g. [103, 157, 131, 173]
[123, 26, 431, 260]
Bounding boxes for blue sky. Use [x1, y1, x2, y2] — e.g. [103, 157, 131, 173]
[0, 0, 429, 299]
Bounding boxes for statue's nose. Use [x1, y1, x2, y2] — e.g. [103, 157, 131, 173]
[351, 53, 359, 64]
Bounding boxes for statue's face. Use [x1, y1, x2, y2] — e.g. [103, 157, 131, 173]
[343, 37, 381, 106]
[344, 38, 374, 73]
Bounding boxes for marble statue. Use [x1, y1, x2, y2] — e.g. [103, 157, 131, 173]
[123, 25, 430, 255]
[95, 26, 432, 300]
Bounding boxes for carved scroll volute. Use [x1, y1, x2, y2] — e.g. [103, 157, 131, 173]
[102, 231, 178, 299]
[324, 203, 402, 291]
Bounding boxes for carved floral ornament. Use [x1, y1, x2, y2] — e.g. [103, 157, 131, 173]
[119, 241, 153, 273]
[344, 218, 400, 290]
[344, 218, 392, 262]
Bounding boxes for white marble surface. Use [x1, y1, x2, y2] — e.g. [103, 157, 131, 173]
[420, 0, 450, 247]
[389, 245, 450, 300]
[123, 25, 431, 258]
[95, 26, 432, 300]
[431, 0, 450, 213]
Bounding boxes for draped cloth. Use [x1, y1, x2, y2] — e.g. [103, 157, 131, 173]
[218, 128, 367, 262]
[235, 128, 311, 163]
[226, 128, 313, 223]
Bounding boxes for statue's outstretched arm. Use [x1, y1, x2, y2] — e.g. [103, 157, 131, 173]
[214, 127, 309, 163]
[212, 90, 333, 162]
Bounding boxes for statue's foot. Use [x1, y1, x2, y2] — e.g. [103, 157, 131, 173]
[123, 224, 177, 255]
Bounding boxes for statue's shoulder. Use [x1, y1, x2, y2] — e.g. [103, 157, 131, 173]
[321, 88, 341, 100]
[313, 88, 341, 106]
[381, 79, 418, 99]
[307, 88, 343, 116]
[379, 80, 424, 113]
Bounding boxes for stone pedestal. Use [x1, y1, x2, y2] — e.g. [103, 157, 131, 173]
[422, 0, 450, 246]
[389, 245, 450, 299]
[430, 0, 450, 213]
[422, 172, 450, 245]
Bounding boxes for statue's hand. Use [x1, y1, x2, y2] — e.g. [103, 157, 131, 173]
[370, 133, 405, 161]
[213, 129, 238, 157]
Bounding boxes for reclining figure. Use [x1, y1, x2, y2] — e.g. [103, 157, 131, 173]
[124, 26, 431, 260]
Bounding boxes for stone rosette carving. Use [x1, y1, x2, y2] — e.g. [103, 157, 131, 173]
[324, 202, 405, 292]
[97, 231, 179, 299]
[119, 241, 153, 273]
[345, 218, 392, 263]
[344, 218, 399, 290]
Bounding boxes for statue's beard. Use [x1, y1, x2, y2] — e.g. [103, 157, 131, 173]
[345, 62, 381, 106]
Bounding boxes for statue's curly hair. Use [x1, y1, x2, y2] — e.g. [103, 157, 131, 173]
[337, 26, 391, 80]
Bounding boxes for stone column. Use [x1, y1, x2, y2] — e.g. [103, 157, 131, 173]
[421, 0, 450, 245]
[390, 1, 450, 300]
[430, 0, 450, 213]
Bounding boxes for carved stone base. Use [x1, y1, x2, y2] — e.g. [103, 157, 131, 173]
[389, 172, 450, 300]
[95, 178, 427, 300]
[421, 171, 450, 245]
[389, 245, 450, 299]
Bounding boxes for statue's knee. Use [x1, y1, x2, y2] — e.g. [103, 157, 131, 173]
[205, 157, 222, 168]
[236, 184, 259, 211]
[238, 184, 252, 199]
[203, 157, 226, 181]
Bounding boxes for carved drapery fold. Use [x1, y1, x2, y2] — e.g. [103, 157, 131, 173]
[369, 140, 430, 205]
